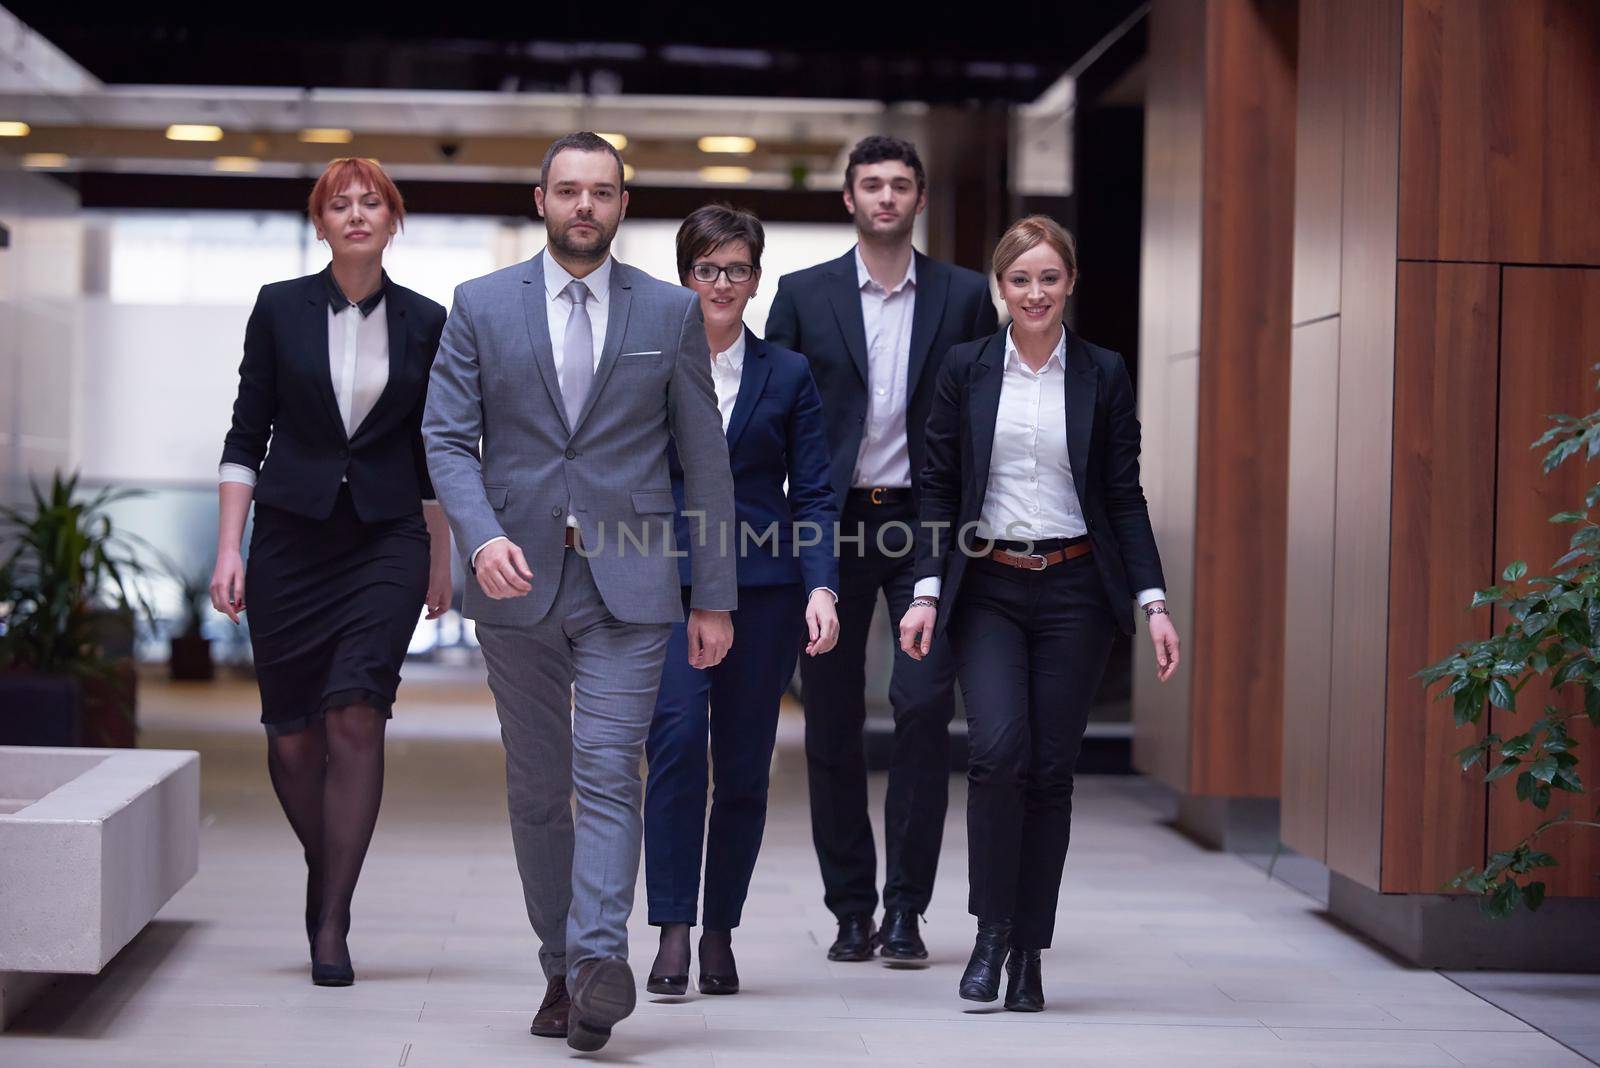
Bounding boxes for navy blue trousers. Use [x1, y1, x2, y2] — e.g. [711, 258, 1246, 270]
[643, 583, 803, 928]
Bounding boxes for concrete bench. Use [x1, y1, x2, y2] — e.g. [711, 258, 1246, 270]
[0, 746, 199, 1027]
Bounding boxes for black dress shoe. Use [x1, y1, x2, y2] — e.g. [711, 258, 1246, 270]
[958, 920, 1012, 1002]
[1004, 948, 1044, 1012]
[567, 956, 637, 1052]
[827, 913, 879, 962]
[698, 971, 739, 995]
[310, 960, 354, 987]
[878, 909, 928, 961]
[646, 972, 688, 996]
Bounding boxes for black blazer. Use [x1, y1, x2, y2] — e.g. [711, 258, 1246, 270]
[764, 248, 999, 509]
[220, 268, 447, 523]
[915, 328, 1165, 637]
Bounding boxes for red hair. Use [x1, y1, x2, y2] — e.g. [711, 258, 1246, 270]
[307, 157, 405, 229]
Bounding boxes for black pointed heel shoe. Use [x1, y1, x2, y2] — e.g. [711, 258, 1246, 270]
[311, 960, 354, 987]
[1003, 948, 1043, 1012]
[646, 972, 688, 996]
[958, 919, 1013, 1002]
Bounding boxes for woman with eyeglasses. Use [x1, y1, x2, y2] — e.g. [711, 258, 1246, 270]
[211, 157, 452, 987]
[643, 204, 840, 997]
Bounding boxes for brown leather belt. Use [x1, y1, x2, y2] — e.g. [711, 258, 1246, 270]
[986, 541, 1092, 571]
[563, 526, 581, 549]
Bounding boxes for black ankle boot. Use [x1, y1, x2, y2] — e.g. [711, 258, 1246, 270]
[958, 920, 1012, 1002]
[1004, 948, 1043, 1012]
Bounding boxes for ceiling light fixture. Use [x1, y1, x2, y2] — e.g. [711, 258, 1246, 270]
[213, 156, 261, 173]
[597, 132, 628, 150]
[299, 128, 354, 144]
[166, 123, 225, 142]
[698, 136, 756, 154]
[622, 163, 636, 182]
[0, 121, 31, 137]
[699, 166, 752, 184]
[22, 153, 68, 169]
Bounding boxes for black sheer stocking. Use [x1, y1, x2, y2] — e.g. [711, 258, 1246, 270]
[311, 703, 387, 969]
[698, 928, 736, 978]
[652, 923, 691, 978]
[266, 722, 328, 947]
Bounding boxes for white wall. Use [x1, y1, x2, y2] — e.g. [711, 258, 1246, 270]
[0, 168, 82, 501]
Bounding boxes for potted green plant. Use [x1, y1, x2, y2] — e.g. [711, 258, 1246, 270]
[167, 564, 215, 681]
[0, 472, 153, 747]
[1420, 375, 1600, 916]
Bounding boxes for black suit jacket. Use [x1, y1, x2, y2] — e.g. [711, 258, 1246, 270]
[764, 248, 999, 509]
[220, 268, 447, 522]
[915, 328, 1165, 637]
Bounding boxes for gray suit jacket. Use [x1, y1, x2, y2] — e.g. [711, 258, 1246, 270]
[423, 252, 738, 626]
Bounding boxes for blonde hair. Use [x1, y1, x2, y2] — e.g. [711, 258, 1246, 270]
[991, 215, 1078, 280]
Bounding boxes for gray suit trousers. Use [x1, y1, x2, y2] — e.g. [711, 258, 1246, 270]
[476, 549, 671, 979]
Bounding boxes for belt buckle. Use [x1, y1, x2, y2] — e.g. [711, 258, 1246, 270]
[869, 487, 885, 505]
[1020, 552, 1048, 571]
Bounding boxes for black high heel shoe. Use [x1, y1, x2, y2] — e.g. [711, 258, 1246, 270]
[1003, 948, 1043, 1012]
[697, 931, 739, 995]
[958, 919, 1013, 1002]
[646, 924, 690, 996]
[311, 959, 355, 987]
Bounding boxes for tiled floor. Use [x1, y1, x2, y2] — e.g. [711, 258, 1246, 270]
[1, 665, 1592, 1066]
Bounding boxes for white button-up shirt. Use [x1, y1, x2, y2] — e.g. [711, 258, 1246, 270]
[852, 246, 916, 489]
[914, 326, 1165, 608]
[710, 331, 745, 432]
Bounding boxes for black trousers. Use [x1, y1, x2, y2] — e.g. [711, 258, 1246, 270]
[799, 495, 955, 917]
[947, 550, 1116, 949]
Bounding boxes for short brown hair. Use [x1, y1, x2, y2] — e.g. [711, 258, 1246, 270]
[307, 157, 404, 229]
[844, 134, 926, 193]
[992, 215, 1078, 280]
[540, 131, 626, 191]
[675, 203, 765, 284]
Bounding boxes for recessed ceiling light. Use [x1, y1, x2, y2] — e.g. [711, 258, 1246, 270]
[699, 166, 752, 184]
[299, 128, 354, 144]
[698, 136, 756, 154]
[22, 153, 68, 169]
[0, 121, 31, 137]
[622, 163, 636, 182]
[213, 156, 261, 173]
[167, 123, 225, 142]
[597, 132, 628, 151]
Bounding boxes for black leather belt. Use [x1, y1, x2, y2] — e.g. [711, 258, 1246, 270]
[847, 486, 912, 507]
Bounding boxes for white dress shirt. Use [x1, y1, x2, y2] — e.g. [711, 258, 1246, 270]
[852, 246, 917, 489]
[471, 255, 613, 565]
[710, 331, 745, 432]
[219, 274, 436, 503]
[914, 326, 1165, 608]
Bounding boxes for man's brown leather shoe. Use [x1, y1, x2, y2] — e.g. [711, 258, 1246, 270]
[529, 976, 570, 1038]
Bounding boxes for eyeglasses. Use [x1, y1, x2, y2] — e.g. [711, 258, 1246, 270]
[690, 262, 756, 284]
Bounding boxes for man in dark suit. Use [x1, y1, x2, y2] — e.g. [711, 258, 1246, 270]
[765, 135, 999, 963]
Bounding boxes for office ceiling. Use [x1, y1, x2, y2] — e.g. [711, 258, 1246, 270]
[4, 4, 1148, 103]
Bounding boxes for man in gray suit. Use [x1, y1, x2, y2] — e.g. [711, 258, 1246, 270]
[424, 132, 737, 1052]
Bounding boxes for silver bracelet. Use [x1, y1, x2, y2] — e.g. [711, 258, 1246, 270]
[910, 596, 939, 610]
[1144, 604, 1170, 619]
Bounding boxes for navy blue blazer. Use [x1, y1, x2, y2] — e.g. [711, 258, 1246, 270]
[915, 328, 1166, 638]
[221, 267, 446, 522]
[764, 248, 999, 510]
[668, 329, 840, 596]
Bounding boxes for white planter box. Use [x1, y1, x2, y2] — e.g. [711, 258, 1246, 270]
[0, 746, 199, 1026]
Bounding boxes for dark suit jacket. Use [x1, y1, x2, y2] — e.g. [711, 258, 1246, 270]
[221, 268, 447, 523]
[668, 329, 840, 596]
[764, 248, 999, 509]
[915, 328, 1165, 637]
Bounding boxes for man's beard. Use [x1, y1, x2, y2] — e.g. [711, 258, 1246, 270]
[854, 205, 914, 242]
[547, 217, 615, 262]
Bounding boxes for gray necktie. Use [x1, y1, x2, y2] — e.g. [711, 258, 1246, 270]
[561, 279, 594, 426]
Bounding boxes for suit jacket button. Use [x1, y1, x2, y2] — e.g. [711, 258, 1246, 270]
[550, 506, 562, 517]
[565, 448, 577, 460]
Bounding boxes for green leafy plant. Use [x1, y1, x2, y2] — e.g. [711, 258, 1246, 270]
[0, 472, 154, 679]
[1419, 378, 1600, 917]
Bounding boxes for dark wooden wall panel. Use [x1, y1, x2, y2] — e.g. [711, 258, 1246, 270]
[1381, 262, 1497, 893]
[1399, 0, 1600, 265]
[1325, 0, 1403, 890]
[1282, 318, 1341, 860]
[1493, 266, 1600, 897]
[1188, 0, 1297, 796]
[1132, 0, 1207, 791]
[1292, 0, 1344, 325]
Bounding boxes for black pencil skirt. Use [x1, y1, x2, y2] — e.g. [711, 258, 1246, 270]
[244, 485, 428, 736]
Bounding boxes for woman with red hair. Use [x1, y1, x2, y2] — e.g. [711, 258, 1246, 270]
[211, 157, 451, 987]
